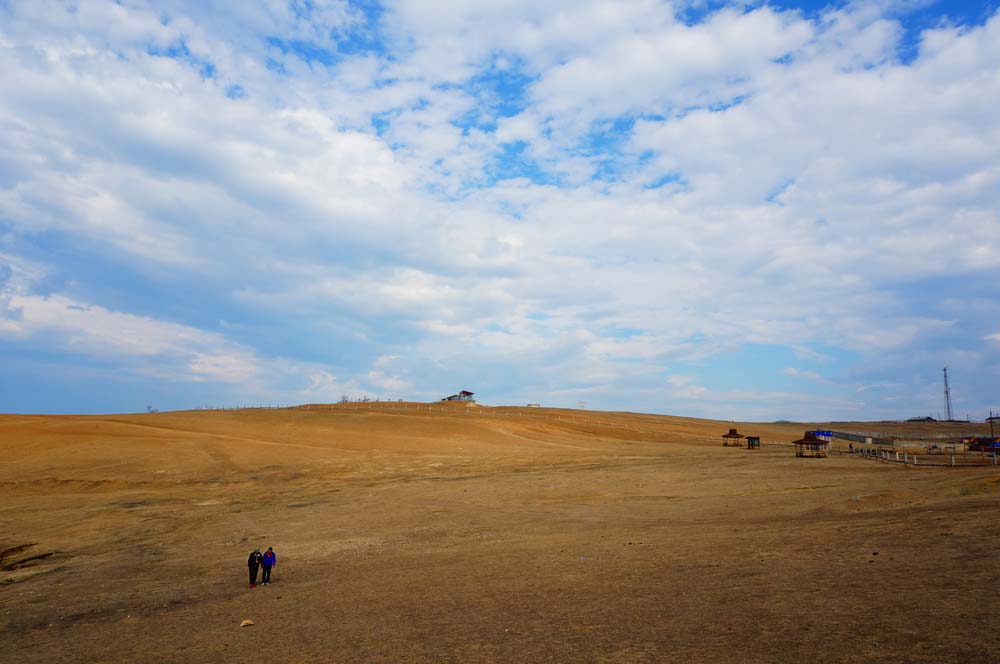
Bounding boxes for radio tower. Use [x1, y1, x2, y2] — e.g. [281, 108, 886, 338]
[943, 366, 954, 422]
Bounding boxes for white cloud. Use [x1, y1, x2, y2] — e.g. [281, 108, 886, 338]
[366, 354, 410, 394]
[783, 367, 827, 383]
[0, 292, 258, 378]
[0, 288, 365, 404]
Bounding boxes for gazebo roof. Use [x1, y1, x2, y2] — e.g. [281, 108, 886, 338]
[722, 428, 744, 439]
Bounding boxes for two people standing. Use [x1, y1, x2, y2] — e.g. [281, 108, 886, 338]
[247, 546, 277, 587]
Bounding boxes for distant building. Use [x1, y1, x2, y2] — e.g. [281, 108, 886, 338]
[722, 428, 745, 447]
[526, 403, 541, 408]
[442, 390, 475, 402]
[963, 436, 1000, 452]
[906, 416, 936, 422]
[793, 432, 829, 458]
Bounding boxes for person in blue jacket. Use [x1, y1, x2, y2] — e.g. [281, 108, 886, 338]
[261, 546, 276, 585]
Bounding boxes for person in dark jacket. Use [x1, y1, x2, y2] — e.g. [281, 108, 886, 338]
[248, 548, 263, 587]
[261, 547, 277, 585]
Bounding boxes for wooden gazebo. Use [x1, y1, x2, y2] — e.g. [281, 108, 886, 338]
[793, 432, 828, 458]
[722, 428, 745, 447]
[746, 436, 761, 450]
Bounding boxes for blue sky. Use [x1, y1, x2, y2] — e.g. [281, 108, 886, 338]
[1, 0, 998, 420]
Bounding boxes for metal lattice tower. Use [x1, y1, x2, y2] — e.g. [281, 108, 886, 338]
[943, 366, 954, 421]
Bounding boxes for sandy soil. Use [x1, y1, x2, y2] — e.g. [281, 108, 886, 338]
[1, 404, 998, 663]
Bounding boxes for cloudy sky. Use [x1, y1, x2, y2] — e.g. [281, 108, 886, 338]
[1, 0, 998, 420]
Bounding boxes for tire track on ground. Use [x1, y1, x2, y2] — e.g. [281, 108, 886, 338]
[95, 419, 370, 455]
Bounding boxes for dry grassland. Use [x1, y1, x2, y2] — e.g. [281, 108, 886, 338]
[1, 404, 998, 663]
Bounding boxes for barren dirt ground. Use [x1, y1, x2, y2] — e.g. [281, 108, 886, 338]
[2, 404, 998, 663]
